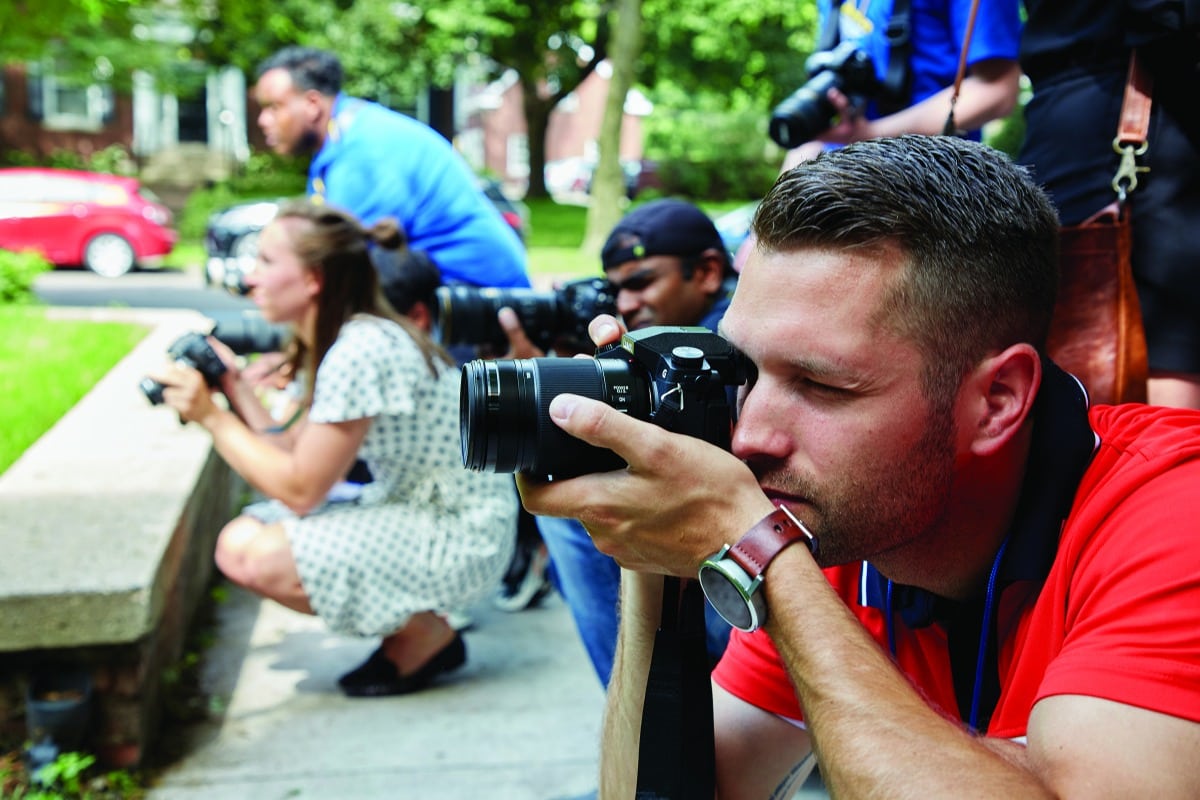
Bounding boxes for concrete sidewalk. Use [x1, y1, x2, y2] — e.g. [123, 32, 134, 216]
[148, 587, 605, 800]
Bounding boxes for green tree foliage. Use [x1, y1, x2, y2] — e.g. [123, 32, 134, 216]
[0, 0, 208, 96]
[640, 0, 817, 110]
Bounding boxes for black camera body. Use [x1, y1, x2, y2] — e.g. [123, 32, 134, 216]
[769, 40, 881, 149]
[435, 276, 618, 353]
[139, 332, 228, 405]
[459, 326, 748, 478]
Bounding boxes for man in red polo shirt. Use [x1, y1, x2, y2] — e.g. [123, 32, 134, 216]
[520, 135, 1200, 798]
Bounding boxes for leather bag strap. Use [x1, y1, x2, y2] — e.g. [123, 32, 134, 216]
[942, 0, 983, 135]
[1111, 51, 1154, 204]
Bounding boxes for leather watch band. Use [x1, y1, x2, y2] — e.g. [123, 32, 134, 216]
[728, 506, 818, 578]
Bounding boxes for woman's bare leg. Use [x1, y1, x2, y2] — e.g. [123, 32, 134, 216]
[214, 515, 313, 615]
[380, 611, 457, 675]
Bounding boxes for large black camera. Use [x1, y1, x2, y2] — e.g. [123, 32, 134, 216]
[139, 332, 228, 405]
[435, 277, 618, 353]
[208, 311, 288, 356]
[459, 326, 748, 478]
[769, 40, 881, 149]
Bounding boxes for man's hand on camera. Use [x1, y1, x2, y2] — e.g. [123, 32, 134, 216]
[819, 88, 873, 145]
[498, 306, 545, 358]
[517, 312, 774, 577]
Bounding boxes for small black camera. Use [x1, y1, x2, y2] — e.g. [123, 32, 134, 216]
[434, 277, 618, 353]
[139, 332, 228, 405]
[459, 326, 748, 478]
[769, 40, 881, 149]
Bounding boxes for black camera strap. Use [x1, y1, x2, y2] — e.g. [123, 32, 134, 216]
[635, 576, 715, 799]
[824, 0, 913, 114]
[879, 0, 914, 113]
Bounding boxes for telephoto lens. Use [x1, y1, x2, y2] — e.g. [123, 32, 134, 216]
[459, 356, 651, 478]
[210, 314, 287, 355]
[435, 277, 617, 353]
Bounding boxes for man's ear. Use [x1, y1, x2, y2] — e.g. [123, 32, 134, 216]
[303, 89, 327, 125]
[693, 250, 726, 294]
[966, 343, 1041, 457]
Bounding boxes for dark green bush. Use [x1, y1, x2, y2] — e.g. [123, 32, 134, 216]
[0, 144, 135, 175]
[644, 107, 781, 201]
[0, 249, 53, 304]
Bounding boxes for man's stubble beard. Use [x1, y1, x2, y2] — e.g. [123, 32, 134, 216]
[749, 403, 958, 568]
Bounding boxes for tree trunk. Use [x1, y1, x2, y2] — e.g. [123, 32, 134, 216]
[582, 0, 643, 257]
[523, 77, 555, 199]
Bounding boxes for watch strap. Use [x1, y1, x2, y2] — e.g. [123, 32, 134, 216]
[728, 506, 818, 578]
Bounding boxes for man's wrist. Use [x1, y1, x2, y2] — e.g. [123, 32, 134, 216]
[698, 506, 818, 632]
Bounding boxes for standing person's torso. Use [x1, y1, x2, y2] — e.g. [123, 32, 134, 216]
[308, 96, 530, 289]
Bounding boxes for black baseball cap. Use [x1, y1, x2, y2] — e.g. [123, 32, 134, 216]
[601, 199, 728, 271]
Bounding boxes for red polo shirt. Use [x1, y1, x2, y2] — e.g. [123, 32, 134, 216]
[713, 403, 1200, 737]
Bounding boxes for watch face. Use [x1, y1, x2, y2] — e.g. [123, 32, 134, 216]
[699, 562, 756, 631]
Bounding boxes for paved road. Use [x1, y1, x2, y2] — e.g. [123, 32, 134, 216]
[34, 266, 254, 314]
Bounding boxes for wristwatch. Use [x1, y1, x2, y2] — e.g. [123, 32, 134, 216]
[698, 505, 819, 632]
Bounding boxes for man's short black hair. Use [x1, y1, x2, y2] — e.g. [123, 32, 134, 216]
[256, 46, 343, 97]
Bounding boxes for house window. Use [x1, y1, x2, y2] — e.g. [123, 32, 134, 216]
[507, 134, 530, 179]
[29, 59, 114, 132]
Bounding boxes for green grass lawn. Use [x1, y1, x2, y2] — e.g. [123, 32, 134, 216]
[0, 306, 149, 475]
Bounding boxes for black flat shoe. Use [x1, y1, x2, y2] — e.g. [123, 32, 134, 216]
[338, 635, 467, 698]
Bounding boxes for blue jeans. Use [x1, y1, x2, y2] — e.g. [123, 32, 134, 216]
[536, 515, 732, 687]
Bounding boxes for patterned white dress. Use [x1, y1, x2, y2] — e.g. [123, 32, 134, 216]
[247, 315, 517, 637]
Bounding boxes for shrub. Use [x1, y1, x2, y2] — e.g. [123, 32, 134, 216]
[644, 107, 782, 201]
[0, 250, 53, 304]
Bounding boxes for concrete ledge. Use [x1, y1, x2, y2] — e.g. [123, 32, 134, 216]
[0, 308, 242, 763]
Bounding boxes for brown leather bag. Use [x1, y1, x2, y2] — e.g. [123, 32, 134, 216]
[1046, 202, 1148, 404]
[1043, 53, 1151, 405]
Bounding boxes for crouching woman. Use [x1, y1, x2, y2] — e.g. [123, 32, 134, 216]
[150, 200, 515, 696]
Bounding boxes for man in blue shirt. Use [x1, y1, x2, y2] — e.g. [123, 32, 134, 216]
[254, 46, 529, 289]
[782, 0, 1021, 164]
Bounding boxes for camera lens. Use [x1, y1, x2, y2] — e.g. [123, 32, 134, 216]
[210, 314, 286, 355]
[436, 286, 562, 350]
[768, 69, 840, 149]
[460, 356, 651, 477]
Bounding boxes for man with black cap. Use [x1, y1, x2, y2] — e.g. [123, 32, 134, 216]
[503, 198, 737, 686]
[600, 198, 737, 334]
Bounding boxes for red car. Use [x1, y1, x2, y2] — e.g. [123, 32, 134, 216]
[0, 167, 177, 277]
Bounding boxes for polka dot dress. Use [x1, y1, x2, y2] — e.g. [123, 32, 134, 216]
[253, 316, 517, 637]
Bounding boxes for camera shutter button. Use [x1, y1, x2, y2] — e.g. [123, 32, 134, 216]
[671, 345, 706, 368]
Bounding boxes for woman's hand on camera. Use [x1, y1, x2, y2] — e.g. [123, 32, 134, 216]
[204, 336, 243, 392]
[150, 363, 220, 426]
